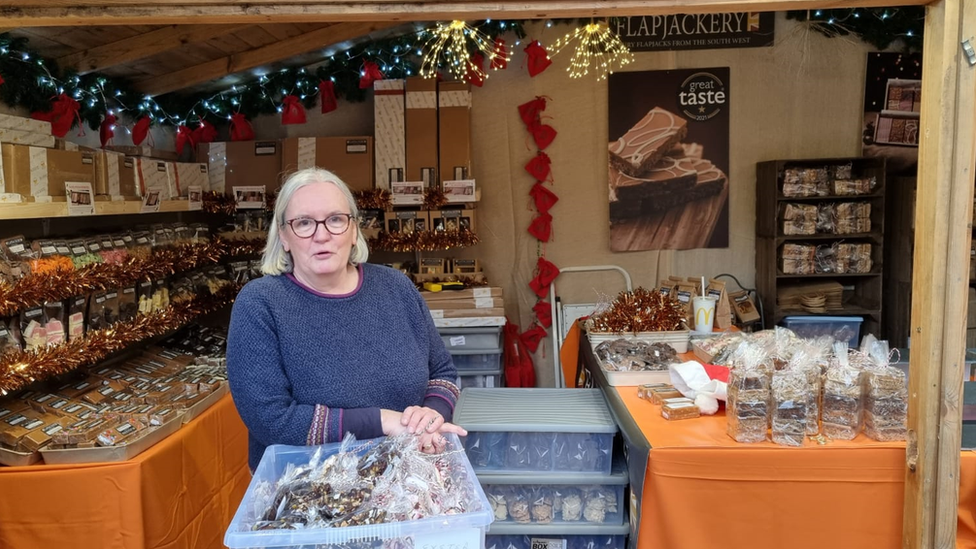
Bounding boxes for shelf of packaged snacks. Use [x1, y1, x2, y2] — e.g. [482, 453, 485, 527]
[775, 271, 882, 279]
[776, 231, 882, 243]
[0, 199, 191, 220]
[775, 192, 884, 202]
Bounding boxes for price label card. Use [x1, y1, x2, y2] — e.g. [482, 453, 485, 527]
[449, 336, 466, 347]
[429, 310, 444, 319]
[141, 190, 161, 213]
[475, 297, 493, 309]
[234, 185, 266, 210]
[65, 181, 95, 216]
[188, 185, 203, 211]
[531, 538, 568, 549]
[473, 288, 491, 298]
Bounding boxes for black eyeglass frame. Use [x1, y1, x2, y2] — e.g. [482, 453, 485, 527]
[285, 213, 356, 238]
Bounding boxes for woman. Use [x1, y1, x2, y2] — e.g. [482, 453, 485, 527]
[227, 167, 466, 472]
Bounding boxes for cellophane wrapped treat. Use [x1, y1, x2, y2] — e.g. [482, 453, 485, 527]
[595, 339, 677, 372]
[822, 342, 862, 440]
[861, 338, 907, 442]
[770, 370, 809, 446]
[782, 166, 830, 197]
[726, 342, 771, 443]
[787, 342, 831, 435]
[247, 432, 482, 531]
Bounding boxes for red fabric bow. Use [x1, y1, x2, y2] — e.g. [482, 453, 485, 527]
[530, 182, 559, 214]
[0, 73, 5, 86]
[32, 93, 81, 138]
[466, 52, 486, 87]
[132, 115, 151, 146]
[518, 96, 548, 127]
[504, 321, 536, 387]
[520, 324, 548, 354]
[524, 41, 553, 77]
[528, 121, 557, 150]
[525, 151, 552, 182]
[281, 95, 307, 125]
[319, 80, 338, 114]
[533, 301, 553, 328]
[491, 38, 509, 70]
[359, 61, 384, 89]
[230, 113, 255, 141]
[529, 256, 560, 298]
[175, 125, 196, 155]
[528, 212, 553, 242]
[193, 120, 218, 145]
[99, 113, 116, 149]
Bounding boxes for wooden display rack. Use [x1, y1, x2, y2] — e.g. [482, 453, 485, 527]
[0, 199, 191, 220]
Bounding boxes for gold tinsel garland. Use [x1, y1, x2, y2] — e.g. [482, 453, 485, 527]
[0, 238, 264, 317]
[202, 191, 239, 216]
[354, 189, 393, 211]
[0, 284, 242, 395]
[368, 229, 480, 252]
[422, 187, 448, 210]
[588, 287, 686, 333]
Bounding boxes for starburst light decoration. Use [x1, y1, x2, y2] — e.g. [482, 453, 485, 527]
[550, 21, 634, 80]
[419, 20, 510, 82]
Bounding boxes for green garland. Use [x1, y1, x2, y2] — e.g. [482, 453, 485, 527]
[785, 7, 925, 51]
[0, 20, 526, 133]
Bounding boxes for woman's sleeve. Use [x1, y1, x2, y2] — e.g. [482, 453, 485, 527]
[226, 285, 383, 446]
[411, 287, 461, 421]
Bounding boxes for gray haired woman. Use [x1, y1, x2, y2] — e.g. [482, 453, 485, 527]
[226, 168, 465, 472]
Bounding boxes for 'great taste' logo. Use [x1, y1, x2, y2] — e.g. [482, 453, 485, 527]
[677, 72, 727, 121]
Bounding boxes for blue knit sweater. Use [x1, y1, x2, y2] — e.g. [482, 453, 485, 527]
[226, 263, 459, 470]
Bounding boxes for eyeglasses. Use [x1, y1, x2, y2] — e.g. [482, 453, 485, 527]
[286, 214, 355, 238]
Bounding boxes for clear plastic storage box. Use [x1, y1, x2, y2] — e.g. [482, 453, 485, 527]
[224, 433, 493, 549]
[441, 327, 503, 351]
[453, 350, 503, 371]
[781, 316, 864, 346]
[480, 457, 628, 525]
[454, 389, 617, 474]
[486, 534, 627, 549]
[458, 369, 504, 389]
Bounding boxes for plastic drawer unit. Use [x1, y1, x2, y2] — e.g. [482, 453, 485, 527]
[440, 327, 503, 351]
[454, 388, 618, 475]
[453, 349, 504, 371]
[224, 433, 493, 549]
[458, 369, 504, 389]
[486, 534, 628, 549]
[480, 456, 629, 526]
[781, 316, 864, 346]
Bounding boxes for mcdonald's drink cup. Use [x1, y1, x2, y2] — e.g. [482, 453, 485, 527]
[693, 296, 717, 333]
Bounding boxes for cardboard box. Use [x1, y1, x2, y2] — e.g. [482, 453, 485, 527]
[421, 297, 503, 309]
[405, 76, 439, 186]
[169, 162, 209, 198]
[281, 136, 373, 192]
[374, 79, 406, 190]
[108, 145, 178, 162]
[94, 150, 136, 198]
[134, 157, 173, 200]
[0, 144, 96, 200]
[391, 180, 424, 205]
[198, 141, 282, 194]
[421, 257, 446, 274]
[430, 208, 476, 233]
[452, 258, 480, 274]
[438, 81, 472, 184]
[359, 209, 384, 240]
[0, 127, 55, 148]
[0, 112, 52, 134]
[421, 287, 502, 301]
[428, 307, 505, 319]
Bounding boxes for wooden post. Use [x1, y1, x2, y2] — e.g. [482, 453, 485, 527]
[905, 0, 976, 547]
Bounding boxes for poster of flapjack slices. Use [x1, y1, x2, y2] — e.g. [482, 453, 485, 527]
[607, 67, 730, 251]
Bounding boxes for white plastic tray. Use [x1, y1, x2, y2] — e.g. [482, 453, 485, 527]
[588, 330, 690, 353]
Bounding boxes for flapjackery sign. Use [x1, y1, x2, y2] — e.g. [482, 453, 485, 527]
[616, 12, 775, 51]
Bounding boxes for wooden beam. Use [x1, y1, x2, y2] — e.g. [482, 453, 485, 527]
[0, 1, 929, 26]
[904, 0, 976, 547]
[134, 21, 398, 96]
[56, 24, 249, 74]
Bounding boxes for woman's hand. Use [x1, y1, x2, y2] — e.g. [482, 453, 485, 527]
[380, 409, 408, 436]
[400, 405, 446, 435]
[417, 422, 469, 454]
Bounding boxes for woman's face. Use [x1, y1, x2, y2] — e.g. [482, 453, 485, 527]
[281, 182, 357, 283]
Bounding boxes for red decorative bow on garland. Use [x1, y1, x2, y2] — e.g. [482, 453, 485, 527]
[533, 301, 553, 328]
[175, 125, 195, 155]
[525, 151, 553, 183]
[466, 52, 486, 87]
[524, 41, 553, 77]
[32, 93, 82, 138]
[281, 95, 307, 125]
[520, 324, 549, 354]
[193, 120, 218, 145]
[528, 212, 553, 243]
[319, 80, 338, 113]
[230, 113, 255, 141]
[530, 182, 559, 213]
[99, 113, 116, 149]
[529, 256, 560, 299]
[528, 121, 557, 150]
[359, 61, 384, 89]
[132, 116, 152, 146]
[518, 96, 548, 127]
[503, 321, 537, 388]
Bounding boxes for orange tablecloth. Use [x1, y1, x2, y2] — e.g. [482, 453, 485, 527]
[614, 386, 976, 549]
[0, 394, 250, 549]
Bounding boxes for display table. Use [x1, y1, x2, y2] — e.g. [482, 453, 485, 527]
[0, 393, 250, 549]
[578, 334, 976, 549]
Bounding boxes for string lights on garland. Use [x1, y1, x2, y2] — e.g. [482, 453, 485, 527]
[419, 20, 512, 83]
[785, 7, 924, 51]
[550, 20, 633, 80]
